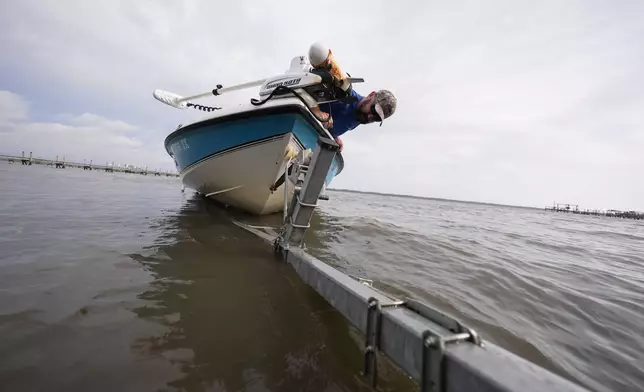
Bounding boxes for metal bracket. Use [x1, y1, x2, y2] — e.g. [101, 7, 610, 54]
[273, 194, 313, 254]
[287, 218, 310, 229]
[362, 297, 405, 389]
[296, 193, 318, 208]
[405, 298, 481, 392]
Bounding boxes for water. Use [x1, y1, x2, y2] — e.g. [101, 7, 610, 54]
[1, 164, 643, 392]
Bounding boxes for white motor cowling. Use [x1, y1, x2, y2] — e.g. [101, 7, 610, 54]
[258, 72, 323, 97]
[287, 56, 310, 73]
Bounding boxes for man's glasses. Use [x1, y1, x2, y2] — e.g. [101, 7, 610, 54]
[356, 98, 382, 124]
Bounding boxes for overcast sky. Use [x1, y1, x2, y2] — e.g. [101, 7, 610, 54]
[1, 0, 643, 210]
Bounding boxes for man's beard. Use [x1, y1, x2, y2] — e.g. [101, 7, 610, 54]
[355, 110, 371, 124]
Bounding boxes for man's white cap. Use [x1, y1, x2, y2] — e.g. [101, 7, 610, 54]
[308, 42, 330, 67]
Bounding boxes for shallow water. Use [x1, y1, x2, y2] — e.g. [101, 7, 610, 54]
[1, 163, 643, 392]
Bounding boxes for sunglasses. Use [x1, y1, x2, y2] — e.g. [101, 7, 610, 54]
[356, 98, 384, 125]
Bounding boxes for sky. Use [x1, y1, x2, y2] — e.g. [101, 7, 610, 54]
[1, 0, 643, 210]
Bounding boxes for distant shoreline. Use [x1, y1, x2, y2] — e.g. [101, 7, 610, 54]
[327, 188, 644, 215]
[326, 188, 537, 210]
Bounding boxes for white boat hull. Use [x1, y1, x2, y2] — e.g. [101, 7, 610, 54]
[165, 99, 343, 216]
[182, 133, 300, 215]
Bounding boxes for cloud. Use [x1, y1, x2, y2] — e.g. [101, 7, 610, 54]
[1, 0, 643, 209]
[61, 113, 138, 132]
[0, 91, 29, 122]
[0, 90, 171, 170]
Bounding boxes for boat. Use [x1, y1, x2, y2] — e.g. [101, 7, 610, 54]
[153, 46, 363, 215]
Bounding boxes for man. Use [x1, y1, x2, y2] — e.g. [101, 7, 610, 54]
[317, 88, 397, 151]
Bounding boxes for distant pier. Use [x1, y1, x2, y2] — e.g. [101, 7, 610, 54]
[0, 152, 179, 177]
[545, 203, 643, 220]
[54, 155, 66, 169]
[20, 151, 33, 165]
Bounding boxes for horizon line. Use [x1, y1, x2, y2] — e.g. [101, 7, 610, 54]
[326, 188, 643, 213]
[326, 187, 538, 210]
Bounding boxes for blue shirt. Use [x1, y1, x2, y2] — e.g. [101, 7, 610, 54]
[318, 89, 364, 138]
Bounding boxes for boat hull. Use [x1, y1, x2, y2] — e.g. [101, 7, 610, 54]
[164, 101, 344, 215]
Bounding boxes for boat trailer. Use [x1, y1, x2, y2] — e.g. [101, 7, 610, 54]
[235, 136, 590, 392]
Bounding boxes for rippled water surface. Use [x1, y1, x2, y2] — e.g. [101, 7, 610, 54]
[1, 164, 643, 392]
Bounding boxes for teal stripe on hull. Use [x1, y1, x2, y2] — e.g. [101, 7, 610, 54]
[165, 111, 342, 186]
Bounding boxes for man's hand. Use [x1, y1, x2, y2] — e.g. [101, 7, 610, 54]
[323, 116, 333, 130]
[335, 136, 343, 152]
[312, 106, 333, 130]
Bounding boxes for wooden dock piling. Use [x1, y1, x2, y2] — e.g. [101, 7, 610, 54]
[21, 151, 33, 165]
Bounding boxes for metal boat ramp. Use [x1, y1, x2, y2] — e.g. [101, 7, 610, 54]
[234, 136, 590, 392]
